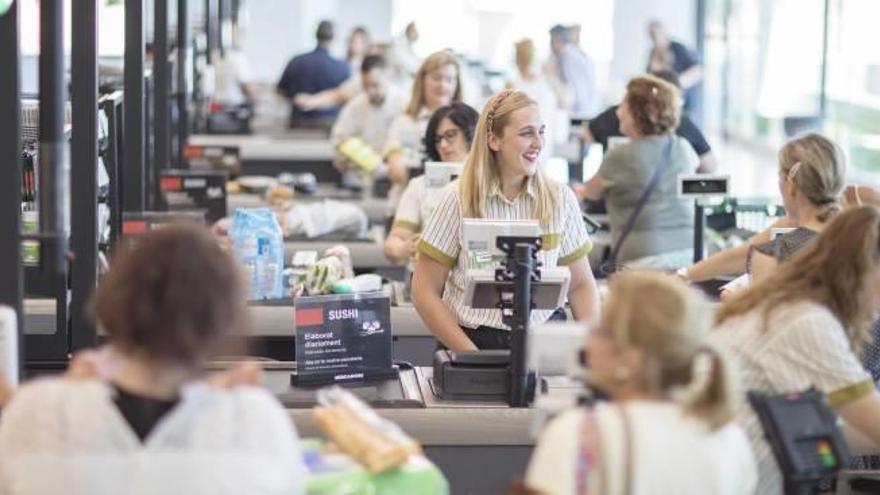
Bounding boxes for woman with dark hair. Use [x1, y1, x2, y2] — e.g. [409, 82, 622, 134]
[384, 102, 478, 265]
[0, 225, 305, 495]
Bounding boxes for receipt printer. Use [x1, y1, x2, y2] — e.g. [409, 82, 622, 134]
[432, 350, 510, 400]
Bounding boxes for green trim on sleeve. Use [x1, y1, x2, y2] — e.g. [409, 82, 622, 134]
[392, 219, 420, 232]
[558, 241, 593, 266]
[418, 239, 457, 268]
[540, 233, 561, 251]
[827, 379, 875, 408]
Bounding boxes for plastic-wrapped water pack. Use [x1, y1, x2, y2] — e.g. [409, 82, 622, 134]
[230, 208, 284, 300]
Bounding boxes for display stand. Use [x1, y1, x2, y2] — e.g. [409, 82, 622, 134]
[433, 235, 568, 408]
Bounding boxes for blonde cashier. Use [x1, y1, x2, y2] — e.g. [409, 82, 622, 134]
[411, 90, 599, 351]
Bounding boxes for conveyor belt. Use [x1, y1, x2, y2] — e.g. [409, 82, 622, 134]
[227, 191, 391, 226]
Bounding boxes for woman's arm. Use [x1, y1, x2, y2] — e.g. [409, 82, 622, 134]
[837, 391, 880, 456]
[383, 227, 418, 265]
[566, 257, 600, 326]
[748, 250, 778, 285]
[411, 256, 477, 351]
[580, 174, 605, 201]
[682, 216, 795, 282]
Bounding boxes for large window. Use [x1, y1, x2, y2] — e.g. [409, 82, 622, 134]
[705, 0, 880, 178]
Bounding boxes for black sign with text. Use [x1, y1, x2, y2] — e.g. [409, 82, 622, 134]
[293, 292, 395, 385]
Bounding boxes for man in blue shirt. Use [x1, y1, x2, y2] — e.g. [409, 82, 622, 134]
[277, 20, 351, 128]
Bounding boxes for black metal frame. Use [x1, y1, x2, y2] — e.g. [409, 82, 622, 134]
[177, 0, 190, 166]
[70, 0, 99, 352]
[100, 92, 125, 248]
[124, 0, 146, 212]
[153, 0, 171, 207]
[495, 236, 542, 408]
[26, 0, 71, 364]
[0, 0, 25, 376]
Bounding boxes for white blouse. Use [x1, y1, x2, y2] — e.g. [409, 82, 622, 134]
[0, 379, 305, 495]
[711, 300, 873, 495]
[526, 402, 756, 495]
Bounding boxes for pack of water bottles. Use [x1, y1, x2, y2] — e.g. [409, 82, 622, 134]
[229, 208, 284, 300]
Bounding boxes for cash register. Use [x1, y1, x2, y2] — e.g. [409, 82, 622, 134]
[431, 220, 572, 407]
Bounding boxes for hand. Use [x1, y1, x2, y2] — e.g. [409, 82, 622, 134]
[332, 156, 350, 173]
[0, 373, 13, 407]
[573, 183, 588, 201]
[293, 93, 318, 111]
[386, 152, 408, 186]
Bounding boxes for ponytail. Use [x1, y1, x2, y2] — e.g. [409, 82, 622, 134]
[674, 346, 737, 430]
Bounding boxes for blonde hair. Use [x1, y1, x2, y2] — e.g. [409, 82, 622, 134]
[514, 39, 535, 75]
[778, 133, 846, 222]
[717, 205, 880, 353]
[458, 89, 559, 225]
[624, 74, 681, 136]
[604, 271, 737, 430]
[405, 51, 462, 119]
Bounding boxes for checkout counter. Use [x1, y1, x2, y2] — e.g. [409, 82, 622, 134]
[188, 133, 340, 182]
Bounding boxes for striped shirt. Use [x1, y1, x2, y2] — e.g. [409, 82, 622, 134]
[418, 178, 592, 330]
[711, 300, 874, 495]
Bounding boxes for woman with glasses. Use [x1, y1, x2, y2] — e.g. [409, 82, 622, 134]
[383, 51, 463, 207]
[384, 102, 479, 265]
[524, 271, 756, 495]
[411, 90, 598, 351]
[712, 206, 880, 494]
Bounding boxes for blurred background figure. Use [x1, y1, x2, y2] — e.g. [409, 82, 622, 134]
[548, 24, 600, 119]
[277, 20, 350, 128]
[508, 39, 569, 156]
[646, 20, 702, 116]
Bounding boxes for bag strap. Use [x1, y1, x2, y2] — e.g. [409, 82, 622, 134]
[576, 410, 600, 495]
[607, 136, 675, 266]
[618, 405, 635, 495]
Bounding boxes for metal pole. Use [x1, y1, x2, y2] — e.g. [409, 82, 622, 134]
[694, 202, 706, 263]
[205, 0, 215, 64]
[0, 0, 25, 377]
[154, 0, 170, 207]
[177, 0, 190, 165]
[124, 0, 146, 212]
[39, 0, 67, 274]
[70, 0, 99, 351]
[509, 243, 533, 408]
[819, 0, 830, 117]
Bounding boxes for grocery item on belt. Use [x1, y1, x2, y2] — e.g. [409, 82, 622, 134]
[229, 208, 285, 300]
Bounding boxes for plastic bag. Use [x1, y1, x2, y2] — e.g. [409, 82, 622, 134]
[282, 200, 368, 239]
[230, 208, 284, 300]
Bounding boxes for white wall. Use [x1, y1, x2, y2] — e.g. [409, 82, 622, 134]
[610, 0, 697, 97]
[240, 0, 392, 83]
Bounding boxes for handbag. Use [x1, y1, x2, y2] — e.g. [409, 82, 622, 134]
[598, 136, 675, 276]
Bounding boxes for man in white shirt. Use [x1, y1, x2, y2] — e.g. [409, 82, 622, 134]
[549, 24, 600, 119]
[331, 54, 406, 187]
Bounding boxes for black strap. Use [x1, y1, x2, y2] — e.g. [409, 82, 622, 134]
[607, 136, 675, 267]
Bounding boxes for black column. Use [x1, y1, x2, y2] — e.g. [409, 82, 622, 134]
[70, 0, 99, 351]
[153, 0, 170, 206]
[0, 0, 25, 375]
[205, 0, 216, 64]
[177, 0, 190, 165]
[124, 0, 146, 212]
[39, 0, 67, 274]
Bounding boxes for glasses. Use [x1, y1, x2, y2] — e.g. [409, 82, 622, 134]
[434, 128, 461, 145]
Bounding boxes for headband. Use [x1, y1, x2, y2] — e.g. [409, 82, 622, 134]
[486, 90, 514, 136]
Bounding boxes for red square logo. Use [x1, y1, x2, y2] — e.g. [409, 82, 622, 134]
[160, 177, 183, 191]
[295, 308, 324, 327]
[122, 221, 148, 235]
